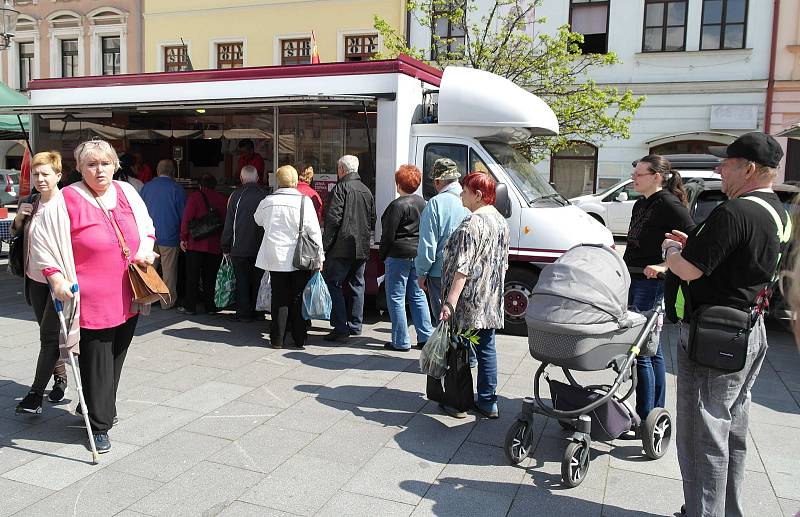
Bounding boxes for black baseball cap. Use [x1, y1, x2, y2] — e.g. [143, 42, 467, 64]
[709, 132, 784, 168]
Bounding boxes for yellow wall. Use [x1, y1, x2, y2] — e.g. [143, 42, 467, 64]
[143, 0, 406, 72]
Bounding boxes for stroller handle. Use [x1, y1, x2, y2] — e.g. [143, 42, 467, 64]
[53, 284, 79, 313]
[627, 267, 666, 280]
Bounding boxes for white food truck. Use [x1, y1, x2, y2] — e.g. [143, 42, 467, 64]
[5, 55, 612, 334]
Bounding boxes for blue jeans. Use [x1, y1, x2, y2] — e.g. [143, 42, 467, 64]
[323, 258, 367, 335]
[459, 328, 497, 412]
[385, 258, 433, 350]
[628, 278, 666, 421]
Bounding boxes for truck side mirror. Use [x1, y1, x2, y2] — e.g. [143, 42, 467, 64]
[496, 183, 513, 218]
[615, 191, 628, 202]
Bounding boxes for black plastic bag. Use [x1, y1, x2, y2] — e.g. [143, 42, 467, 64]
[426, 345, 473, 412]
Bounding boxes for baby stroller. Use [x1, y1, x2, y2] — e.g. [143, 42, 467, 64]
[504, 244, 672, 488]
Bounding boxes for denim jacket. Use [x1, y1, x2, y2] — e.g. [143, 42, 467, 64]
[414, 182, 470, 278]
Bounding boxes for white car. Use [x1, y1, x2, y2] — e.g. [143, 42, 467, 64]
[569, 155, 722, 236]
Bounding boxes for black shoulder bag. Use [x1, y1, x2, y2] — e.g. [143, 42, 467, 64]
[188, 190, 223, 240]
[8, 194, 40, 277]
[293, 195, 322, 271]
[685, 197, 791, 372]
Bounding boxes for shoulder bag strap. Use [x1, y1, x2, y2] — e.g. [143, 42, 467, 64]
[199, 189, 212, 213]
[298, 194, 305, 237]
[84, 182, 130, 260]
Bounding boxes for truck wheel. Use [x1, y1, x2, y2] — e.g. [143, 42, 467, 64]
[503, 267, 539, 336]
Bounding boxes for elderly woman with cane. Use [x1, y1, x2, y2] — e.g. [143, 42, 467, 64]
[30, 138, 156, 454]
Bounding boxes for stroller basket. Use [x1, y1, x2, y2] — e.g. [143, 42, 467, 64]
[549, 379, 632, 441]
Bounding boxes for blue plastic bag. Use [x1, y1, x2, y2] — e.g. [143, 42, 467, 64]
[302, 271, 332, 320]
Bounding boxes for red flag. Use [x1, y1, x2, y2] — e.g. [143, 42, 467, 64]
[19, 144, 31, 198]
[310, 31, 320, 64]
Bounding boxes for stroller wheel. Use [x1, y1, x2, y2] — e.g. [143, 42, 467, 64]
[561, 441, 590, 488]
[504, 420, 533, 464]
[558, 419, 574, 431]
[642, 408, 672, 460]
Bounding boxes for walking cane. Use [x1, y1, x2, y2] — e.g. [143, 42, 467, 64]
[51, 283, 99, 464]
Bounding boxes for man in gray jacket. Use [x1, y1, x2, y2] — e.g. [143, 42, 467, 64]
[322, 155, 376, 341]
[221, 165, 268, 322]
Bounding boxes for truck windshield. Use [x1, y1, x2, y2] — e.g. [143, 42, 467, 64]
[480, 140, 566, 205]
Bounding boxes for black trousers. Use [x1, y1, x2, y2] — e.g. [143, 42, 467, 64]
[27, 279, 66, 395]
[184, 251, 222, 313]
[270, 270, 314, 347]
[232, 256, 264, 319]
[79, 315, 138, 432]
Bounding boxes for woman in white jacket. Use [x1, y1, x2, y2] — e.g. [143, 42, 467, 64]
[254, 165, 324, 349]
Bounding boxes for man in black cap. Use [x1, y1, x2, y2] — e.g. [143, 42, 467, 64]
[661, 132, 791, 516]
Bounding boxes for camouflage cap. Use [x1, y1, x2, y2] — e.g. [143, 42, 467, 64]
[432, 158, 461, 180]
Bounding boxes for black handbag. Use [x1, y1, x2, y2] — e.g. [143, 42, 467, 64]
[293, 195, 322, 271]
[188, 191, 223, 240]
[426, 345, 474, 412]
[8, 194, 39, 278]
[686, 305, 753, 372]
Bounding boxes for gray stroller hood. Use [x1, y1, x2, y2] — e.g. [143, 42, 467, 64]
[526, 244, 644, 335]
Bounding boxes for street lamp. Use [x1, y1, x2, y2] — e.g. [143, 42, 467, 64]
[0, 0, 19, 51]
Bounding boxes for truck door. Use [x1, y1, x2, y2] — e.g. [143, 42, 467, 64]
[413, 138, 493, 200]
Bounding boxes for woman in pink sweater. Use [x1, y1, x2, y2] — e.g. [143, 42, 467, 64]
[31, 139, 156, 454]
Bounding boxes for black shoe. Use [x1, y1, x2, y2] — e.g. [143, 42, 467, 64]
[349, 329, 361, 336]
[680, 504, 686, 515]
[92, 433, 111, 453]
[16, 392, 43, 414]
[176, 306, 196, 315]
[323, 331, 349, 342]
[48, 377, 68, 403]
[439, 403, 468, 419]
[474, 405, 499, 419]
[383, 343, 411, 352]
[416, 341, 427, 350]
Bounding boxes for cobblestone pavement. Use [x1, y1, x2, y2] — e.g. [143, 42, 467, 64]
[0, 270, 798, 517]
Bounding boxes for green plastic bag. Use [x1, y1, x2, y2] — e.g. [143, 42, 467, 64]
[214, 256, 236, 309]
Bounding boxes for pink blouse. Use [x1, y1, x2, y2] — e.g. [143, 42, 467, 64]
[62, 183, 141, 329]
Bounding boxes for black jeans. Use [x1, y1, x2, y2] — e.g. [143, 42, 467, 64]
[27, 279, 66, 395]
[232, 256, 264, 319]
[184, 251, 222, 313]
[270, 270, 314, 347]
[79, 315, 138, 433]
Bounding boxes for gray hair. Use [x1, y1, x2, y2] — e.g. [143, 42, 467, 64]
[74, 139, 120, 172]
[754, 163, 778, 182]
[156, 159, 175, 177]
[240, 165, 259, 184]
[338, 155, 359, 174]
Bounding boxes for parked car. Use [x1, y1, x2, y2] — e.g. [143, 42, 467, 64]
[684, 177, 799, 321]
[569, 154, 721, 236]
[0, 169, 20, 207]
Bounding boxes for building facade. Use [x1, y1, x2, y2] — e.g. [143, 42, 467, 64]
[410, 0, 776, 196]
[143, 0, 405, 72]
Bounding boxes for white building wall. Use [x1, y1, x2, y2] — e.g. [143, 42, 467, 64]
[409, 0, 775, 187]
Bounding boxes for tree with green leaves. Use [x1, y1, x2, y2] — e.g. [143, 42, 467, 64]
[374, 0, 644, 161]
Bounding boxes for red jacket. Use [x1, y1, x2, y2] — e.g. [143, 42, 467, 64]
[296, 181, 324, 224]
[180, 187, 228, 254]
[238, 153, 266, 185]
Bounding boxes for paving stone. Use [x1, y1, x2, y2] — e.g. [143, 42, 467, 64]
[737, 471, 786, 517]
[129, 461, 263, 517]
[109, 430, 229, 482]
[508, 484, 604, 517]
[386, 411, 476, 462]
[0, 476, 54, 516]
[279, 361, 350, 385]
[10, 470, 161, 517]
[778, 498, 800, 517]
[149, 364, 230, 392]
[214, 360, 293, 387]
[412, 481, 514, 517]
[235, 376, 318, 409]
[161, 381, 253, 414]
[522, 435, 611, 493]
[108, 405, 203, 446]
[266, 396, 354, 434]
[181, 400, 276, 440]
[189, 346, 272, 370]
[240, 454, 357, 515]
[2, 439, 139, 491]
[300, 418, 398, 467]
[343, 447, 447, 506]
[316, 373, 388, 404]
[750, 421, 800, 499]
[208, 422, 317, 474]
[602, 466, 685, 516]
[437, 442, 528, 497]
[317, 491, 414, 517]
[216, 501, 298, 516]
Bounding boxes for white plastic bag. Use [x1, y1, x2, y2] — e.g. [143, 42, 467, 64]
[419, 321, 451, 379]
[255, 271, 271, 312]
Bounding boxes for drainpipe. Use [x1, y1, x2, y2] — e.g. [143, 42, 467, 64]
[765, 0, 781, 134]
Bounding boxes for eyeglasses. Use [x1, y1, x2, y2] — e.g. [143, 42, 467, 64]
[630, 171, 656, 179]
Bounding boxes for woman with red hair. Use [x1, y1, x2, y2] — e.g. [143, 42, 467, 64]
[378, 164, 433, 351]
[438, 171, 509, 419]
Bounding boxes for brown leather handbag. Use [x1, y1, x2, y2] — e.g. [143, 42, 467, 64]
[88, 183, 171, 306]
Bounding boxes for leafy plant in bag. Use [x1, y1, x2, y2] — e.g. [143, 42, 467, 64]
[419, 321, 452, 379]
